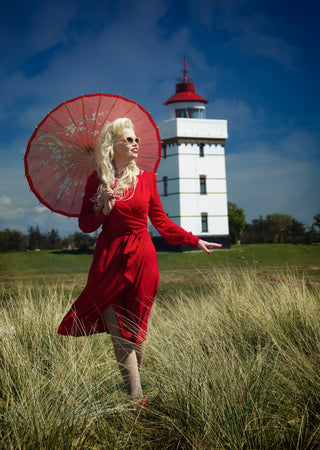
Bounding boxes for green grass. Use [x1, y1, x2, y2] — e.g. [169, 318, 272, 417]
[1, 267, 320, 448]
[0, 250, 94, 275]
[1, 244, 319, 283]
[1, 243, 319, 301]
[157, 243, 320, 268]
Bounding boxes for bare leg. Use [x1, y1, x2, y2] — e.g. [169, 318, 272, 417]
[135, 340, 146, 373]
[102, 304, 143, 398]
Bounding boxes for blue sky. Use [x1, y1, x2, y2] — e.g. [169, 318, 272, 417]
[0, 0, 319, 236]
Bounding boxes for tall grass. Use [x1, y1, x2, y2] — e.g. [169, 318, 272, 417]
[0, 268, 320, 449]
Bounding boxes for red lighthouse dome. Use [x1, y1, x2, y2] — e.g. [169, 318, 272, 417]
[164, 59, 208, 105]
[164, 81, 208, 105]
[164, 59, 208, 119]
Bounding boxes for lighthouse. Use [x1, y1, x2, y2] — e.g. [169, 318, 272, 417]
[152, 60, 230, 250]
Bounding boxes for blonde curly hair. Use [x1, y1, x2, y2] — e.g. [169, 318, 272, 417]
[93, 118, 140, 210]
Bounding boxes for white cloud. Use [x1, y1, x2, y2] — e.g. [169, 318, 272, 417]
[0, 167, 78, 235]
[185, 0, 298, 70]
[0, 1, 79, 69]
[33, 206, 47, 214]
[275, 131, 320, 160]
[227, 133, 320, 225]
[225, 14, 298, 70]
[0, 199, 25, 222]
[0, 195, 12, 206]
[0, 199, 79, 236]
[0, 0, 196, 127]
[208, 98, 260, 132]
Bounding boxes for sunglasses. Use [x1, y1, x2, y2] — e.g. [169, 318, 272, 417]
[117, 136, 140, 145]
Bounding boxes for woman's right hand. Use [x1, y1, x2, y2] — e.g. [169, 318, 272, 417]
[102, 188, 115, 215]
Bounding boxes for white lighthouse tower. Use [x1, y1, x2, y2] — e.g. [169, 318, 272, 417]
[152, 60, 230, 250]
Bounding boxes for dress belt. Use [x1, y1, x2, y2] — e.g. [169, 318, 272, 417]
[121, 230, 150, 284]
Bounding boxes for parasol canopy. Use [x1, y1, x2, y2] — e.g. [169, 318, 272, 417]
[24, 93, 161, 217]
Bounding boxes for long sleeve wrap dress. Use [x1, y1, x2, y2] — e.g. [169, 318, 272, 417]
[58, 170, 199, 343]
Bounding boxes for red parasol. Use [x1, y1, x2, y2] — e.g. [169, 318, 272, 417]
[24, 93, 161, 217]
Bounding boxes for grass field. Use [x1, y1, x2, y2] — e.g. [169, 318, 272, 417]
[1, 244, 320, 288]
[0, 245, 320, 448]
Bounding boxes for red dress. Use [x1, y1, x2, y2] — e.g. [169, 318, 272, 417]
[58, 170, 199, 343]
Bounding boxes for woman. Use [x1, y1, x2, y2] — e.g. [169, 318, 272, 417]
[58, 118, 221, 401]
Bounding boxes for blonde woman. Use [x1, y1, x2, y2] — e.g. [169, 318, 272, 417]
[58, 118, 221, 404]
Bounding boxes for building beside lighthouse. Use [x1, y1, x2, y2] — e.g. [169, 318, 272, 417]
[152, 62, 230, 250]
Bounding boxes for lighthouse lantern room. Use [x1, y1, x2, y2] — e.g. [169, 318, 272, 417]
[152, 60, 230, 250]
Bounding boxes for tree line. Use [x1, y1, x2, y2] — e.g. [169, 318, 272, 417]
[228, 203, 320, 245]
[1, 207, 320, 251]
[0, 226, 97, 252]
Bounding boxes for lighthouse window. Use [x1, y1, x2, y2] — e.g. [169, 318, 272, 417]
[201, 213, 208, 232]
[199, 144, 204, 157]
[193, 109, 205, 118]
[200, 175, 207, 195]
[176, 108, 188, 118]
[163, 176, 168, 196]
[162, 145, 167, 159]
[175, 108, 205, 119]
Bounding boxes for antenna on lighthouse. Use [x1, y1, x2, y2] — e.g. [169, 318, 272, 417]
[164, 57, 208, 107]
[180, 55, 191, 82]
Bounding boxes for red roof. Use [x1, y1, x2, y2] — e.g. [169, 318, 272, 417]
[164, 81, 208, 105]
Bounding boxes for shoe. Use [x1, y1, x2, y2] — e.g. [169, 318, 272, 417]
[136, 395, 149, 409]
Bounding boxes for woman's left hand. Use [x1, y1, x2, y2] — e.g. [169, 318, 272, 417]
[197, 239, 222, 254]
[102, 188, 115, 215]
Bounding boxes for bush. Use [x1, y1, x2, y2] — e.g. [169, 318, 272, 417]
[0, 229, 28, 251]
